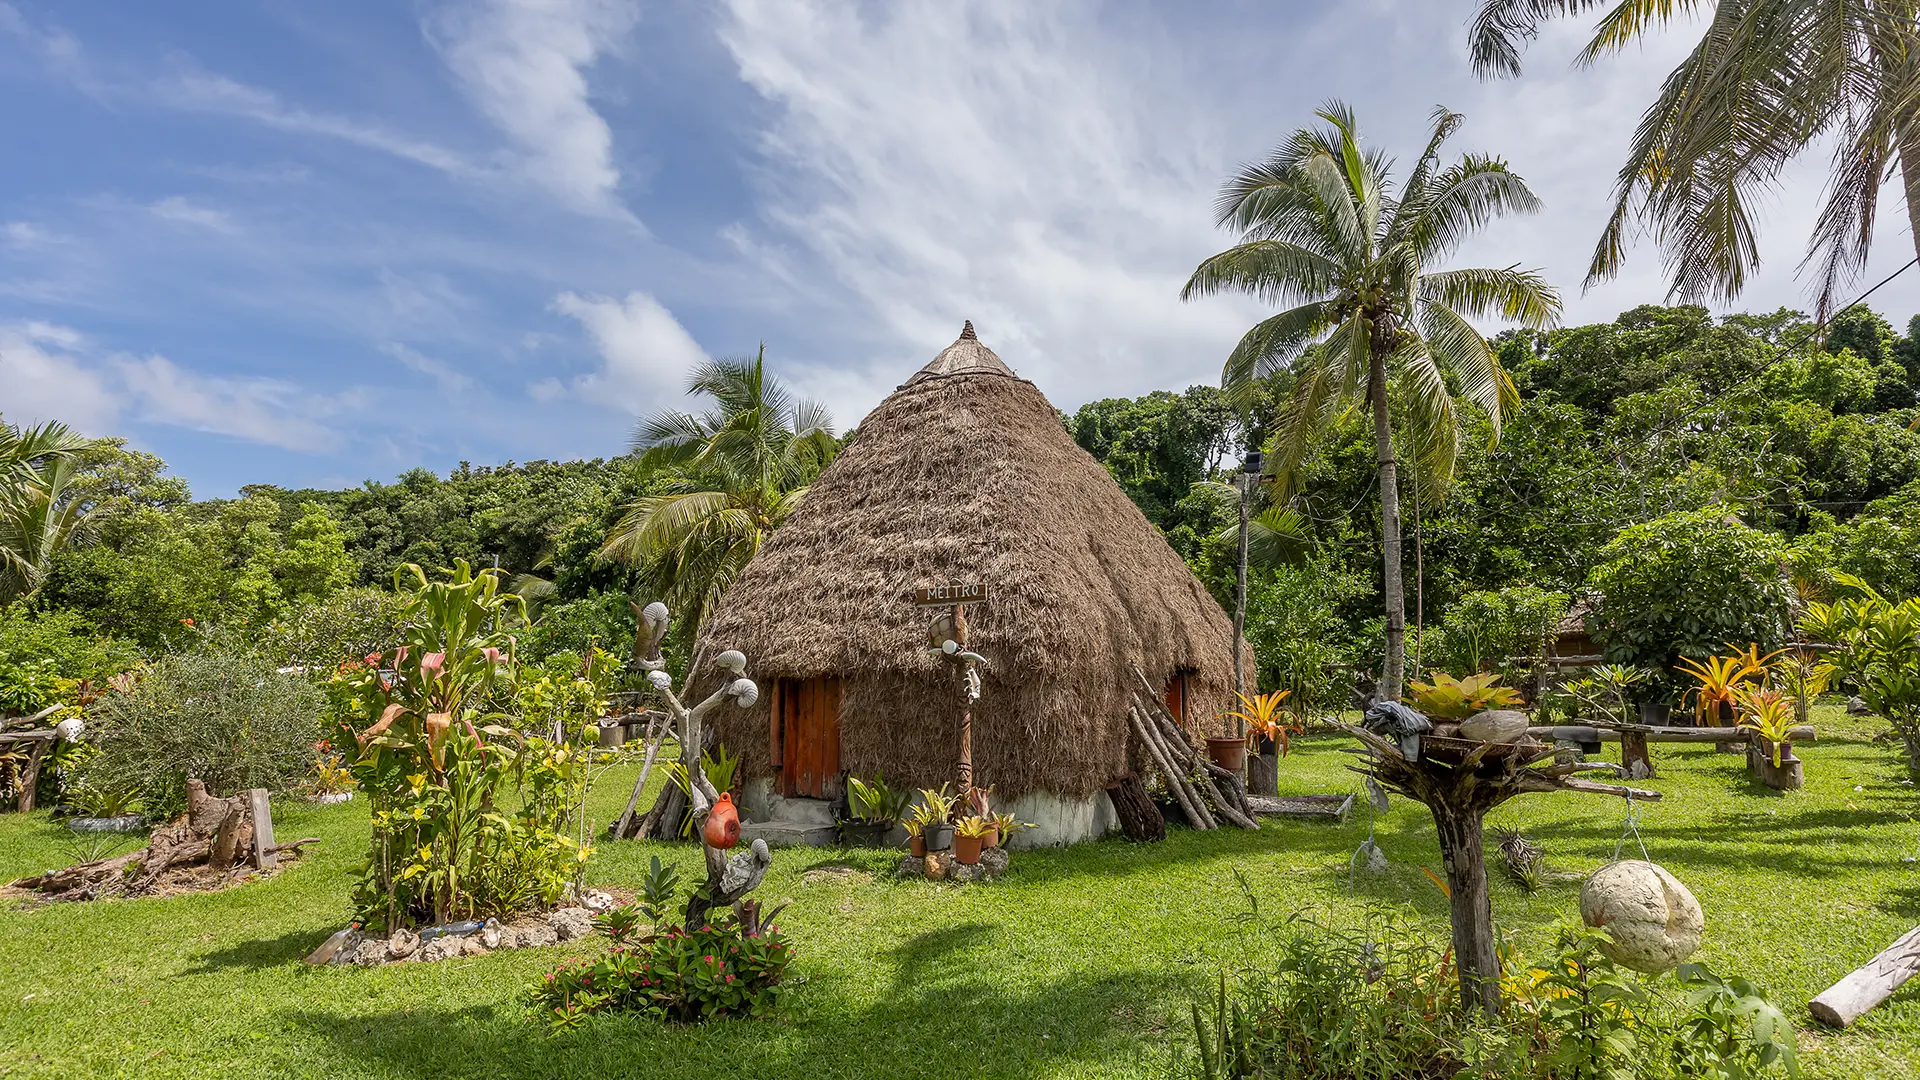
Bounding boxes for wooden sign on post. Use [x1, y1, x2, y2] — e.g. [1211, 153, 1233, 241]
[909, 582, 987, 607]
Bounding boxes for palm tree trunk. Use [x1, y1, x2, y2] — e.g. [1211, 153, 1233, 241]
[1370, 347, 1406, 704]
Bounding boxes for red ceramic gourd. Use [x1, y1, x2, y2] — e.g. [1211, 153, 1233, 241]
[703, 792, 741, 849]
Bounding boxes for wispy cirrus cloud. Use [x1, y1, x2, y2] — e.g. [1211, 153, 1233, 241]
[426, 0, 641, 222]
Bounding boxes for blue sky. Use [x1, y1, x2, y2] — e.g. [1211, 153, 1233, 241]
[4, 1, 1918, 497]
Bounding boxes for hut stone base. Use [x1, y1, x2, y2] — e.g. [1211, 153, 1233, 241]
[737, 779, 1117, 848]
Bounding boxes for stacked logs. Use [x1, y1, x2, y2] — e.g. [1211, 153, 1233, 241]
[1124, 668, 1257, 833]
[10, 779, 317, 901]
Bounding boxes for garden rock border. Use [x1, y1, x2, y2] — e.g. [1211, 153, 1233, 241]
[307, 895, 614, 968]
[895, 846, 1010, 883]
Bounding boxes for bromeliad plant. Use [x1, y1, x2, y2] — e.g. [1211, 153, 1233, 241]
[846, 773, 911, 826]
[1676, 645, 1783, 728]
[1225, 690, 1304, 754]
[1734, 687, 1798, 768]
[330, 561, 613, 932]
[1404, 671, 1524, 721]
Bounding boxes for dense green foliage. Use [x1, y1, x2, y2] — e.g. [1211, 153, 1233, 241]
[1587, 508, 1795, 682]
[81, 646, 325, 819]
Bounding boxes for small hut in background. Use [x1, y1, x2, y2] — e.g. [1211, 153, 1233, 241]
[697, 323, 1246, 845]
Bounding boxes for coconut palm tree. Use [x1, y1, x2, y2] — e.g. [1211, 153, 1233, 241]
[600, 346, 839, 637]
[0, 420, 100, 604]
[1468, 0, 1920, 317]
[1182, 103, 1560, 701]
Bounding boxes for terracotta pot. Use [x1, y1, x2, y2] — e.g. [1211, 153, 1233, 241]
[982, 827, 1000, 849]
[953, 832, 983, 865]
[909, 834, 927, 858]
[1205, 736, 1247, 773]
[702, 792, 740, 849]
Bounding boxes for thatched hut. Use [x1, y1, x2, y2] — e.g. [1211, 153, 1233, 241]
[697, 323, 1245, 845]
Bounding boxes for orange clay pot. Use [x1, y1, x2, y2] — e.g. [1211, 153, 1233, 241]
[953, 832, 984, 865]
[703, 792, 741, 849]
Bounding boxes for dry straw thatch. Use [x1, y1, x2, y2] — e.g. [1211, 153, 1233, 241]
[698, 323, 1245, 799]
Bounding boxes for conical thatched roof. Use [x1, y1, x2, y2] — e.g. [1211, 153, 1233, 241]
[699, 324, 1244, 799]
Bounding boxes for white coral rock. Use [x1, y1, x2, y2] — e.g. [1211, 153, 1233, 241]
[1579, 860, 1704, 973]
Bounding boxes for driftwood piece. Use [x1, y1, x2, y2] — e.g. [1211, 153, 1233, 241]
[1128, 676, 1257, 831]
[16, 731, 51, 812]
[1811, 925, 1920, 1028]
[9, 779, 316, 899]
[1106, 775, 1165, 841]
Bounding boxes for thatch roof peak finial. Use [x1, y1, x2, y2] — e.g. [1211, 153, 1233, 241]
[904, 320, 1016, 386]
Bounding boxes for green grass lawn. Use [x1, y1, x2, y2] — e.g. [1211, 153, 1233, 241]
[4, 705, 1920, 1079]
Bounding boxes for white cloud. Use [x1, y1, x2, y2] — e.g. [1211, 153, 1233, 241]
[149, 195, 236, 233]
[0, 322, 120, 433]
[159, 70, 475, 178]
[381, 341, 474, 393]
[0, 320, 342, 450]
[427, 0, 640, 221]
[550, 290, 708, 411]
[716, 1, 1266, 418]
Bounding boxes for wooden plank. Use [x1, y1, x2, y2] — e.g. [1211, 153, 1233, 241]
[825, 678, 843, 794]
[248, 788, 277, 870]
[769, 678, 785, 794]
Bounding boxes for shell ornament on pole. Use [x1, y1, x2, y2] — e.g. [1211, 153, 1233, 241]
[1579, 860, 1704, 973]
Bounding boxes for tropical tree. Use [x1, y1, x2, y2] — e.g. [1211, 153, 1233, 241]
[1468, 0, 1920, 317]
[1181, 103, 1560, 700]
[600, 346, 838, 637]
[0, 420, 100, 604]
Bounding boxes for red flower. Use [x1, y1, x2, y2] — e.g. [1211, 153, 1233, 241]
[180, 618, 195, 627]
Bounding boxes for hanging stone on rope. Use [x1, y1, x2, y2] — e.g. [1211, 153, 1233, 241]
[1579, 860, 1705, 973]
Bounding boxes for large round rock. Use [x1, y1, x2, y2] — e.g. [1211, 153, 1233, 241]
[1457, 709, 1529, 744]
[1579, 860, 1704, 973]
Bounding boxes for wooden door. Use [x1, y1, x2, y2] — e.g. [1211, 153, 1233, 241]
[1164, 672, 1189, 726]
[772, 677, 842, 798]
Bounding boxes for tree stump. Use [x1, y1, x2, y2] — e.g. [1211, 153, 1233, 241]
[1246, 752, 1279, 796]
[1106, 775, 1166, 842]
[1747, 739, 1804, 790]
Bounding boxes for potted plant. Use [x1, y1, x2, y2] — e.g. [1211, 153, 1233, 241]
[1229, 689, 1303, 756]
[843, 774, 907, 847]
[953, 814, 992, 865]
[904, 811, 928, 858]
[986, 810, 1016, 848]
[917, 784, 957, 852]
[1204, 732, 1247, 773]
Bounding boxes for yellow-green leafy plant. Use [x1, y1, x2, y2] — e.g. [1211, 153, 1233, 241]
[1405, 672, 1524, 721]
[1734, 687, 1799, 768]
[1676, 645, 1782, 727]
[953, 815, 994, 840]
[1225, 689, 1305, 753]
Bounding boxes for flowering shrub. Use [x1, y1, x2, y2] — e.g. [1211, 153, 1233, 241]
[530, 914, 792, 1030]
[329, 560, 617, 931]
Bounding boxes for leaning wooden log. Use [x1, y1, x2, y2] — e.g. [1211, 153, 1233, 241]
[1106, 775, 1165, 841]
[611, 712, 667, 839]
[1128, 701, 1212, 830]
[1811, 925, 1920, 1028]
